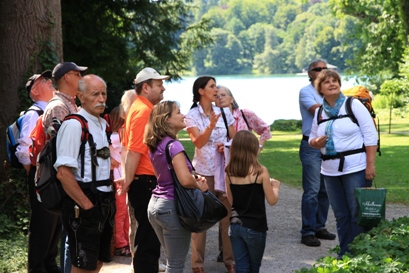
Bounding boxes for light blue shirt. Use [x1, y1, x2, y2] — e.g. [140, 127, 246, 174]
[299, 83, 323, 136]
[16, 101, 47, 165]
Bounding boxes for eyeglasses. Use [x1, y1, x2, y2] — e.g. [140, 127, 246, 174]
[310, 67, 328, 72]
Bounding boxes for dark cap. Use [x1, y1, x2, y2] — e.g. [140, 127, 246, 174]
[26, 70, 52, 96]
[52, 62, 88, 81]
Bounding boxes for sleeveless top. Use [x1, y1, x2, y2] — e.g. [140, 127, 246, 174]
[228, 173, 268, 232]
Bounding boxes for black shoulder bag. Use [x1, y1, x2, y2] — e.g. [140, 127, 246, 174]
[165, 140, 228, 233]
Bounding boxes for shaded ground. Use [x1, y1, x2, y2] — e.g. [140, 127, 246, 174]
[100, 183, 408, 273]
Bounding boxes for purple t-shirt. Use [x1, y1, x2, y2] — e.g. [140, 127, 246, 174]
[149, 136, 193, 200]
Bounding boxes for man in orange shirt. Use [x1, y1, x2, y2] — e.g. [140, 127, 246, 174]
[120, 67, 169, 273]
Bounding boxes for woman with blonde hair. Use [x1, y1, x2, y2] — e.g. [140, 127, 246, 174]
[145, 101, 208, 273]
[225, 130, 280, 273]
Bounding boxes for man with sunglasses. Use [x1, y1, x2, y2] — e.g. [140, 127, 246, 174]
[41, 62, 87, 273]
[22, 70, 59, 273]
[298, 59, 336, 247]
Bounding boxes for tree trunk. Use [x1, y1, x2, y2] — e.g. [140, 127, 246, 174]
[399, 0, 409, 45]
[0, 0, 63, 178]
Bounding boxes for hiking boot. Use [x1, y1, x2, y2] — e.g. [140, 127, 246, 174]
[301, 235, 321, 247]
[315, 229, 336, 240]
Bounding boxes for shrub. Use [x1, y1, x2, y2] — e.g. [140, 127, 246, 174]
[295, 217, 409, 272]
[0, 232, 27, 273]
[271, 119, 302, 131]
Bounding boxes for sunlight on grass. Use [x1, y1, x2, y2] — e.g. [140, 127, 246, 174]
[177, 114, 409, 205]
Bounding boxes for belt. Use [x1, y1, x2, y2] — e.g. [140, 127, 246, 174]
[302, 135, 309, 141]
[134, 174, 156, 180]
[321, 145, 366, 172]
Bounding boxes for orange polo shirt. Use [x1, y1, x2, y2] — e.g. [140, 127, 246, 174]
[125, 95, 154, 176]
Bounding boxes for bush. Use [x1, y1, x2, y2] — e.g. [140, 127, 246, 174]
[0, 232, 27, 273]
[271, 119, 302, 131]
[295, 217, 409, 272]
[0, 168, 30, 232]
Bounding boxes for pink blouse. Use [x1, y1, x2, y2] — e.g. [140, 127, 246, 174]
[232, 108, 272, 141]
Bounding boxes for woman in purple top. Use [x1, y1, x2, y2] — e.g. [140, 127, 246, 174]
[145, 101, 208, 273]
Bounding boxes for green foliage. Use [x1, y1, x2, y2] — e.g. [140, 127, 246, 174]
[0, 232, 27, 273]
[1, 168, 30, 231]
[330, 0, 407, 81]
[271, 119, 302, 131]
[295, 217, 409, 272]
[373, 94, 406, 109]
[61, 0, 214, 109]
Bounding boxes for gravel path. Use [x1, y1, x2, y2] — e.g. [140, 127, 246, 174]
[100, 183, 408, 273]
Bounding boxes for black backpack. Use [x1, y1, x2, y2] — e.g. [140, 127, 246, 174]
[6, 106, 43, 168]
[34, 114, 93, 214]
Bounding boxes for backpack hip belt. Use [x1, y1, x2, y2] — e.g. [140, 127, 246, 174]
[321, 145, 366, 172]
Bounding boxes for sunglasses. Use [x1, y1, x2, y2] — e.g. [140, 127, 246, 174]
[310, 67, 328, 72]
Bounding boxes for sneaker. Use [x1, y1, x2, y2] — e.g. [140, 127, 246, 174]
[316, 229, 336, 240]
[114, 245, 132, 257]
[158, 262, 166, 272]
[301, 235, 321, 247]
[217, 251, 223, 262]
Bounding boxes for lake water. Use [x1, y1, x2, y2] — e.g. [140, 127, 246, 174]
[163, 74, 356, 126]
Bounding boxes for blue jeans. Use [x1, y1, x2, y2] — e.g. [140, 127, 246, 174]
[323, 170, 371, 256]
[299, 140, 330, 236]
[148, 196, 191, 273]
[229, 224, 266, 273]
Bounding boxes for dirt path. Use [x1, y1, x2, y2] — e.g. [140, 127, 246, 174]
[100, 183, 408, 273]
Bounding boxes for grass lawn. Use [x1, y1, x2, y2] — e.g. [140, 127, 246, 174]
[178, 111, 409, 206]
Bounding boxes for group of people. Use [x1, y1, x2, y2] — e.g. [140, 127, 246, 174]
[299, 59, 378, 258]
[14, 57, 377, 273]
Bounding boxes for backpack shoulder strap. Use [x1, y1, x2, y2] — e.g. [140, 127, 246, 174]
[240, 110, 250, 130]
[220, 108, 230, 140]
[316, 105, 324, 125]
[317, 98, 356, 125]
[345, 97, 358, 126]
[63, 114, 91, 178]
[165, 140, 195, 172]
[26, 105, 44, 116]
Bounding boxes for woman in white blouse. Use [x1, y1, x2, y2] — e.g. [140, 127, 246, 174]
[185, 76, 236, 273]
[309, 69, 377, 258]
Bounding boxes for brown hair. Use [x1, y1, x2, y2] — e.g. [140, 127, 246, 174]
[144, 101, 179, 152]
[135, 79, 153, 95]
[225, 130, 262, 177]
[190, 76, 216, 109]
[314, 69, 342, 96]
[109, 106, 124, 133]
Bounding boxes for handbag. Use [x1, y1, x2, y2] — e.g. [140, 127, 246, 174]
[165, 141, 228, 233]
[354, 181, 386, 228]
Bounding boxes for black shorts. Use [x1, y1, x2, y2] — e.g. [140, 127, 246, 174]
[62, 190, 115, 270]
